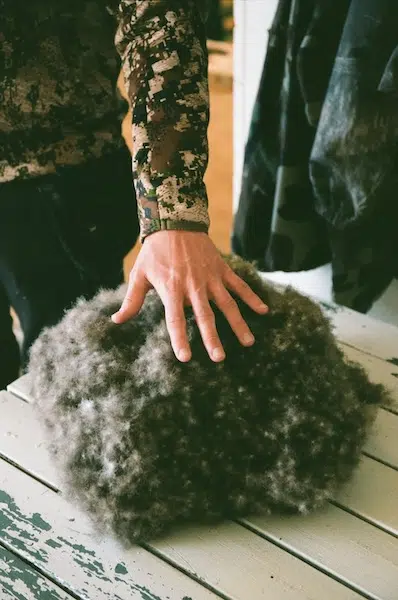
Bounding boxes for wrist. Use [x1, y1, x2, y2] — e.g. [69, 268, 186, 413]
[141, 220, 209, 243]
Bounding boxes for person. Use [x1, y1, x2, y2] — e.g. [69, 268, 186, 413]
[0, 0, 268, 389]
[233, 0, 398, 313]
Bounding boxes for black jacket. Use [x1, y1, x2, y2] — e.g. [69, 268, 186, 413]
[233, 0, 398, 312]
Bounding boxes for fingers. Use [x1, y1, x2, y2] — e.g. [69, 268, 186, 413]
[190, 291, 225, 362]
[223, 269, 269, 314]
[110, 248, 268, 365]
[158, 291, 191, 362]
[210, 282, 255, 347]
[111, 270, 151, 324]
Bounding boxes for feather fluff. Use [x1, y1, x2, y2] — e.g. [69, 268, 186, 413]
[28, 255, 389, 543]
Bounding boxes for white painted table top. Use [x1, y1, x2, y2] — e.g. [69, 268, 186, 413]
[1, 293, 398, 600]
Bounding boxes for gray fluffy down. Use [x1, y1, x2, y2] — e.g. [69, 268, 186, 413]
[28, 255, 388, 543]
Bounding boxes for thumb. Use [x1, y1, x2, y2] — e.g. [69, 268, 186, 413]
[111, 271, 151, 324]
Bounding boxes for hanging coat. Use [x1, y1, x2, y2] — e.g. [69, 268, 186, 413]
[232, 0, 398, 312]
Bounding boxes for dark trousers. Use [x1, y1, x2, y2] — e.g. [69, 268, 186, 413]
[0, 148, 139, 389]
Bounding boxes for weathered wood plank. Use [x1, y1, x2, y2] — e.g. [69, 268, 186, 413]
[339, 344, 398, 414]
[0, 461, 218, 600]
[261, 275, 398, 364]
[0, 392, 363, 600]
[149, 521, 362, 600]
[335, 456, 398, 537]
[0, 391, 61, 489]
[1, 390, 395, 599]
[3, 388, 397, 596]
[323, 302, 398, 364]
[7, 374, 30, 404]
[241, 503, 398, 600]
[363, 409, 398, 471]
[0, 544, 74, 600]
[0, 458, 362, 600]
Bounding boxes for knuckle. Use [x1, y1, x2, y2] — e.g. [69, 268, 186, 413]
[128, 269, 138, 283]
[195, 309, 215, 324]
[204, 334, 221, 348]
[122, 290, 135, 303]
[165, 307, 186, 327]
[165, 272, 182, 291]
[207, 273, 221, 287]
[167, 315, 185, 326]
[221, 294, 238, 312]
[235, 278, 250, 293]
[229, 316, 246, 332]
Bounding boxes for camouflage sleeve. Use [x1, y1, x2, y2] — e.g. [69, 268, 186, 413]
[115, 0, 211, 240]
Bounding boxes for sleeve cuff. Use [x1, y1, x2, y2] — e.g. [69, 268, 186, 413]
[141, 218, 209, 242]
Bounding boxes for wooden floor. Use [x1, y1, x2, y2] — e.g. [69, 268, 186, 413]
[123, 80, 233, 276]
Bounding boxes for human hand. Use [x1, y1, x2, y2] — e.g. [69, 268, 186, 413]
[111, 230, 268, 362]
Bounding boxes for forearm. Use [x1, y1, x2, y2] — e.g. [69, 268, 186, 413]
[115, 0, 210, 239]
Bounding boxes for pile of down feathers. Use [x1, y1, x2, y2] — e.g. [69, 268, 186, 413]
[28, 255, 388, 544]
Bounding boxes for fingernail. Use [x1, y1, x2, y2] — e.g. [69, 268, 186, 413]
[178, 349, 191, 362]
[243, 333, 255, 345]
[110, 313, 119, 323]
[212, 348, 225, 361]
[259, 303, 269, 313]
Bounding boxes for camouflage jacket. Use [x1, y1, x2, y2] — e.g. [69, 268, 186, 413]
[0, 0, 210, 238]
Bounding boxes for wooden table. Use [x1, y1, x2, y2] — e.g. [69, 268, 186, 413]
[1, 296, 398, 600]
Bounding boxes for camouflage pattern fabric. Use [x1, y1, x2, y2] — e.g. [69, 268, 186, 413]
[0, 0, 210, 239]
[233, 0, 398, 313]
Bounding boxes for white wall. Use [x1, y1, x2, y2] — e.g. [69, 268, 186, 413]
[233, 0, 278, 211]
